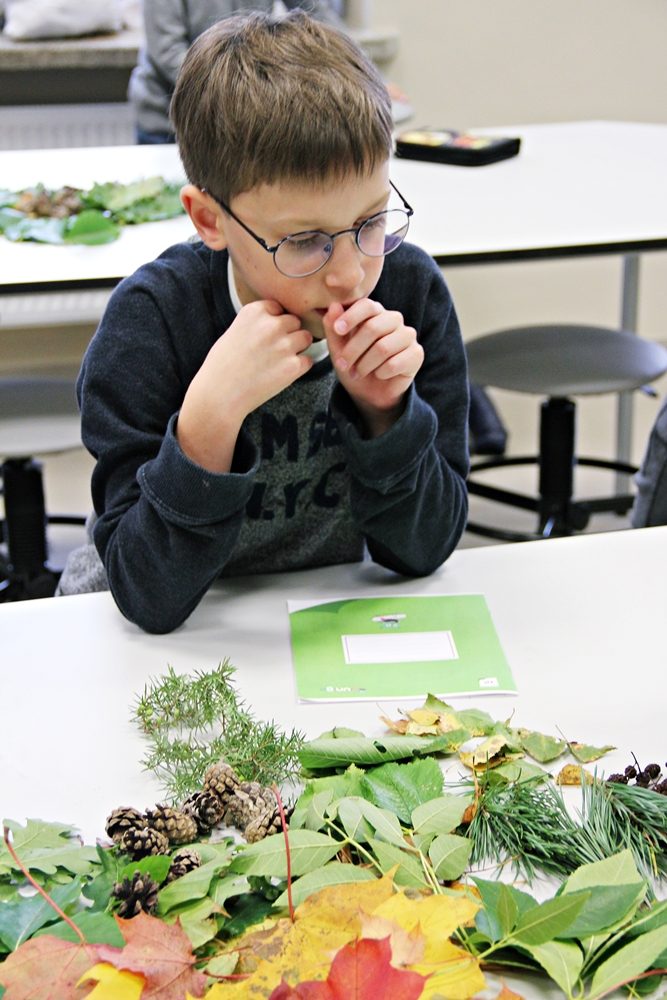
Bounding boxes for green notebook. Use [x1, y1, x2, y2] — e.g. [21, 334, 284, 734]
[288, 594, 516, 702]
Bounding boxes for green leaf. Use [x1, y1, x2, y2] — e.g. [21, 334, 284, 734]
[355, 800, 406, 848]
[361, 758, 444, 824]
[298, 733, 460, 770]
[422, 694, 495, 735]
[0, 819, 100, 877]
[229, 829, 340, 878]
[562, 883, 645, 939]
[312, 727, 366, 740]
[290, 788, 334, 832]
[162, 895, 220, 949]
[33, 909, 124, 946]
[520, 939, 584, 995]
[0, 879, 82, 949]
[516, 728, 567, 763]
[334, 798, 376, 844]
[562, 849, 644, 893]
[568, 741, 616, 763]
[588, 924, 667, 999]
[473, 879, 536, 942]
[219, 892, 275, 939]
[367, 838, 428, 889]
[212, 873, 251, 907]
[510, 892, 590, 946]
[427, 833, 471, 880]
[491, 760, 550, 783]
[85, 176, 165, 212]
[0, 207, 24, 233]
[119, 854, 172, 884]
[157, 858, 230, 914]
[64, 209, 119, 245]
[274, 861, 376, 909]
[411, 794, 471, 835]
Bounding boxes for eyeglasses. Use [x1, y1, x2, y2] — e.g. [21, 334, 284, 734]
[208, 181, 414, 278]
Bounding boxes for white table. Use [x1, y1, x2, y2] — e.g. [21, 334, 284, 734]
[2, 525, 665, 845]
[2, 121, 666, 461]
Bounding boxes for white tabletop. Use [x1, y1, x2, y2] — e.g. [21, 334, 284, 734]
[1, 525, 665, 847]
[2, 121, 667, 291]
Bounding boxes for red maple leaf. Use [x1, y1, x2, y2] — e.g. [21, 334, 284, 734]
[268, 937, 428, 1000]
[96, 912, 208, 999]
[0, 935, 103, 1000]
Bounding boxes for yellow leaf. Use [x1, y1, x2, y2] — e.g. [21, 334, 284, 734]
[406, 708, 442, 727]
[556, 764, 594, 785]
[359, 912, 425, 966]
[381, 715, 409, 734]
[78, 963, 145, 1000]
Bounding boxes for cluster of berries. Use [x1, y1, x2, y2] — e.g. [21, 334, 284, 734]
[607, 759, 667, 795]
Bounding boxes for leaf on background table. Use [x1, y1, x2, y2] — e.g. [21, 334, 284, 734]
[63, 210, 119, 245]
[96, 912, 208, 999]
[516, 728, 567, 763]
[567, 741, 616, 763]
[360, 758, 444, 823]
[267, 936, 428, 999]
[0, 934, 102, 999]
[0, 819, 100, 878]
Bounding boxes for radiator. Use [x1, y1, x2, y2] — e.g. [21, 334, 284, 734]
[0, 102, 134, 150]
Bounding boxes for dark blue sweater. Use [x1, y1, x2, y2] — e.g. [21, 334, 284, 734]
[78, 240, 469, 633]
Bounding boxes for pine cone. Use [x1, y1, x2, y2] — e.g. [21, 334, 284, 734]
[166, 847, 202, 883]
[243, 800, 294, 843]
[119, 825, 170, 860]
[112, 871, 159, 917]
[145, 804, 198, 845]
[181, 790, 226, 833]
[203, 760, 241, 801]
[105, 806, 145, 844]
[224, 781, 275, 830]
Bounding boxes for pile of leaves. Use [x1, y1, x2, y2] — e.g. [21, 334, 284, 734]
[3, 668, 667, 998]
[0, 176, 185, 245]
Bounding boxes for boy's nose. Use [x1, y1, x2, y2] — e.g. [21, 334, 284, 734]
[323, 234, 365, 293]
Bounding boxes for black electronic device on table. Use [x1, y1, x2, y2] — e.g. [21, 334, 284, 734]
[395, 128, 521, 167]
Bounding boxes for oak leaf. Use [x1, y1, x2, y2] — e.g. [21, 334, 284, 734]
[0, 934, 102, 999]
[96, 912, 207, 999]
[268, 937, 428, 999]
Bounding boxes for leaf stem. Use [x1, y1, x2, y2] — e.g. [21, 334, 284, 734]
[272, 784, 294, 923]
[3, 825, 86, 945]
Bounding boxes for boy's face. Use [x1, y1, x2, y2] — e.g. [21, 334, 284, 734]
[215, 162, 391, 340]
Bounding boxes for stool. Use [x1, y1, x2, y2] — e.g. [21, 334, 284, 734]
[0, 378, 86, 601]
[465, 324, 667, 541]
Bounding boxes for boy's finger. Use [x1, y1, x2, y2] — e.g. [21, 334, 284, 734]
[333, 298, 383, 335]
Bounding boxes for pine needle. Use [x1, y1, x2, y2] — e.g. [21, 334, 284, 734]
[132, 661, 304, 803]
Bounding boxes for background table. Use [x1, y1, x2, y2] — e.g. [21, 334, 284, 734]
[1, 525, 665, 845]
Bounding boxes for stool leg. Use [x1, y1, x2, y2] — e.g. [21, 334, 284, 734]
[0, 458, 59, 600]
[538, 398, 587, 536]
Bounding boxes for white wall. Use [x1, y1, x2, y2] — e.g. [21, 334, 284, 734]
[373, 0, 667, 460]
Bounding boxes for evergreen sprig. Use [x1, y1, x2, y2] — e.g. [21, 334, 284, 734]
[132, 661, 304, 803]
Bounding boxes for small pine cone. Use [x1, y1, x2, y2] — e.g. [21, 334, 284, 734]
[224, 781, 275, 830]
[119, 825, 170, 860]
[181, 790, 226, 834]
[202, 760, 241, 802]
[145, 804, 198, 845]
[112, 871, 159, 917]
[105, 806, 145, 844]
[166, 847, 202, 883]
[243, 800, 294, 843]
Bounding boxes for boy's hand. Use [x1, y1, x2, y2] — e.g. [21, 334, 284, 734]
[323, 300, 423, 437]
[177, 299, 312, 471]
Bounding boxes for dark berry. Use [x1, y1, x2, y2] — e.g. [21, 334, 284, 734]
[624, 765, 638, 779]
[645, 763, 661, 780]
[608, 773, 628, 784]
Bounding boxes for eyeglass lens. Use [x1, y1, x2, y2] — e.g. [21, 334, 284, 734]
[274, 209, 410, 277]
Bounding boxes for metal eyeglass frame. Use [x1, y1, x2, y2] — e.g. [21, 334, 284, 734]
[205, 180, 414, 277]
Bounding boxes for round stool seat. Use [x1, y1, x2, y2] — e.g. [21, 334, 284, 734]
[467, 324, 667, 397]
[0, 378, 81, 458]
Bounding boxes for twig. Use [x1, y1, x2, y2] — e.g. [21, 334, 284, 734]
[272, 784, 294, 922]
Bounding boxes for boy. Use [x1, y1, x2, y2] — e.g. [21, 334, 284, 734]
[72, 12, 469, 633]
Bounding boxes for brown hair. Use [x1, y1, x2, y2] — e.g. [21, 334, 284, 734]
[170, 11, 393, 201]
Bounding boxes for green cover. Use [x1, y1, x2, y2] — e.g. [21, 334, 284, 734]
[288, 594, 516, 702]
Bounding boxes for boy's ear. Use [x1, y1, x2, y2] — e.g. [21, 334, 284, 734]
[180, 185, 228, 250]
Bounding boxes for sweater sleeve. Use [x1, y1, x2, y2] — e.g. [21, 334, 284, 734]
[330, 248, 469, 576]
[78, 253, 260, 634]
